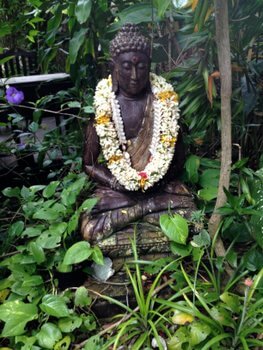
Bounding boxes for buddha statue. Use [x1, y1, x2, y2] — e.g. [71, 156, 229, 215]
[81, 24, 194, 244]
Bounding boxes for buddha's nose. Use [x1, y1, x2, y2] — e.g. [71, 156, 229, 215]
[131, 66, 138, 80]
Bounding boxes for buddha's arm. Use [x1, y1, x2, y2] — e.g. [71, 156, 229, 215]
[83, 119, 125, 191]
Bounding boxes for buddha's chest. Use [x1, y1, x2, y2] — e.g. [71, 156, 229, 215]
[117, 96, 148, 140]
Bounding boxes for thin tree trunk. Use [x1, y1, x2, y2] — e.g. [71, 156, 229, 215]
[208, 0, 232, 259]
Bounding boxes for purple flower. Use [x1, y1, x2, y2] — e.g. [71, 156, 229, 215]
[5, 87, 24, 104]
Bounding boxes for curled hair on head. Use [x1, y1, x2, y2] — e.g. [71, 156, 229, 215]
[109, 23, 151, 59]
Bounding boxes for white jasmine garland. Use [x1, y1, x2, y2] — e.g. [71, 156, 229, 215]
[94, 73, 180, 191]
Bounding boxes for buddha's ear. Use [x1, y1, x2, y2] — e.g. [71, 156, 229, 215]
[109, 59, 119, 93]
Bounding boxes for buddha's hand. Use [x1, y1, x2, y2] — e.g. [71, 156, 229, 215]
[85, 165, 126, 191]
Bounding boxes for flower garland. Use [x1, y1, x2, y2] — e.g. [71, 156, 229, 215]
[94, 73, 180, 191]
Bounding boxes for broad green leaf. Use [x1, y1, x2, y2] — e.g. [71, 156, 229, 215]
[28, 122, 39, 133]
[54, 335, 71, 350]
[80, 197, 98, 212]
[74, 286, 92, 307]
[167, 327, 189, 350]
[67, 211, 80, 234]
[2, 187, 20, 198]
[170, 242, 192, 257]
[160, 214, 189, 245]
[91, 246, 104, 265]
[185, 155, 200, 183]
[69, 28, 88, 64]
[75, 0, 92, 24]
[43, 181, 59, 198]
[40, 294, 70, 318]
[63, 241, 92, 265]
[14, 335, 37, 349]
[33, 208, 60, 221]
[58, 316, 82, 333]
[0, 300, 38, 337]
[28, 242, 46, 263]
[22, 275, 43, 287]
[21, 186, 31, 200]
[61, 177, 86, 207]
[220, 292, 240, 313]
[36, 231, 61, 249]
[36, 323, 62, 349]
[191, 229, 211, 248]
[8, 221, 24, 237]
[156, 0, 172, 17]
[49, 222, 67, 235]
[210, 306, 233, 327]
[199, 169, 220, 188]
[198, 187, 218, 201]
[83, 335, 102, 350]
[189, 321, 211, 346]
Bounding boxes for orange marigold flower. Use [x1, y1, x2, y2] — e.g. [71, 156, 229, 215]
[108, 155, 123, 164]
[157, 91, 179, 102]
[96, 114, 111, 125]
[160, 135, 177, 146]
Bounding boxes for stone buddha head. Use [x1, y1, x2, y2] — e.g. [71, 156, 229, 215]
[109, 23, 151, 97]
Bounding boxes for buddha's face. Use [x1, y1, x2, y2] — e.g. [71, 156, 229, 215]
[114, 51, 150, 97]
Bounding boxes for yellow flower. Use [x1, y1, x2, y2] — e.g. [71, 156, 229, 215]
[157, 91, 179, 102]
[96, 114, 111, 125]
[139, 177, 147, 189]
[108, 155, 123, 164]
[160, 135, 177, 146]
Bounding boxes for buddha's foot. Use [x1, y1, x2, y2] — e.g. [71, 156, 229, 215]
[81, 213, 112, 243]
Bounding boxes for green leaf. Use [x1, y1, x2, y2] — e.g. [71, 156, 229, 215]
[156, 0, 171, 17]
[160, 214, 189, 245]
[36, 230, 61, 249]
[198, 187, 218, 201]
[63, 241, 92, 265]
[28, 121, 39, 133]
[33, 208, 60, 221]
[74, 286, 92, 307]
[0, 300, 38, 337]
[69, 28, 88, 64]
[80, 197, 98, 212]
[170, 242, 192, 257]
[91, 246, 104, 265]
[210, 306, 233, 327]
[22, 275, 43, 287]
[43, 181, 60, 198]
[21, 186, 31, 200]
[28, 242, 46, 263]
[2, 187, 20, 198]
[36, 323, 62, 349]
[220, 292, 240, 313]
[40, 294, 70, 318]
[83, 335, 102, 350]
[58, 317, 82, 333]
[191, 229, 211, 248]
[167, 327, 189, 350]
[67, 211, 80, 235]
[54, 335, 71, 350]
[185, 155, 200, 183]
[189, 321, 211, 346]
[8, 221, 24, 238]
[199, 169, 220, 188]
[75, 0, 92, 24]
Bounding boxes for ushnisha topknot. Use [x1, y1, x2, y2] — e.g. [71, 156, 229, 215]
[109, 23, 151, 59]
